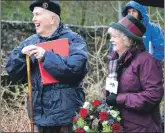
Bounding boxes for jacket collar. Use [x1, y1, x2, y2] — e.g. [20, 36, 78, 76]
[109, 43, 146, 66]
[37, 21, 71, 41]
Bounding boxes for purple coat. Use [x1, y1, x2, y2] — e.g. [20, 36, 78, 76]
[116, 51, 163, 132]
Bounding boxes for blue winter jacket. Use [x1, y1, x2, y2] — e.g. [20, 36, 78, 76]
[122, 1, 164, 61]
[5, 22, 88, 126]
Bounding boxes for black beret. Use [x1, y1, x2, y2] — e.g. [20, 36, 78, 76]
[29, 0, 61, 17]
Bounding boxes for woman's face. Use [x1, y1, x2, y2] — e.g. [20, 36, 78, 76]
[110, 31, 129, 56]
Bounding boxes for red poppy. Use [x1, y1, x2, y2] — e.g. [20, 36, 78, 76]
[79, 108, 88, 119]
[111, 123, 121, 133]
[75, 128, 85, 133]
[99, 111, 108, 121]
[72, 116, 78, 123]
[92, 100, 101, 107]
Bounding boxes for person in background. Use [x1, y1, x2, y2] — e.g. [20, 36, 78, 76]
[106, 15, 163, 132]
[5, 0, 88, 133]
[121, 1, 164, 61]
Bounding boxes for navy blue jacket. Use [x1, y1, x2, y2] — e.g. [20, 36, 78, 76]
[122, 1, 164, 61]
[6, 22, 88, 126]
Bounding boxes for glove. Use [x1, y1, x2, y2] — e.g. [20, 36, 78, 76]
[105, 90, 110, 97]
[106, 93, 117, 106]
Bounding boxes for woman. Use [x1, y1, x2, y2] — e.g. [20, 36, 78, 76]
[106, 15, 163, 132]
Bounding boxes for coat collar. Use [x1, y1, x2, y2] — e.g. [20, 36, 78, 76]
[37, 21, 71, 41]
[109, 43, 146, 67]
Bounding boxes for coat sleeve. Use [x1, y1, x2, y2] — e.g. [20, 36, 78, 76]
[151, 23, 164, 61]
[116, 56, 164, 112]
[41, 34, 88, 84]
[5, 42, 27, 83]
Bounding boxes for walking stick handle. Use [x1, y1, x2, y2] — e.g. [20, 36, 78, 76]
[26, 55, 34, 132]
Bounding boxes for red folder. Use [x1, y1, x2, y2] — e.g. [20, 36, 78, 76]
[36, 38, 69, 85]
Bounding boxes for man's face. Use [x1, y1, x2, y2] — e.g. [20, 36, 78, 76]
[32, 7, 55, 37]
[127, 8, 139, 19]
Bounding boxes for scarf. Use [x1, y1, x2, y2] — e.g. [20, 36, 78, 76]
[108, 44, 145, 81]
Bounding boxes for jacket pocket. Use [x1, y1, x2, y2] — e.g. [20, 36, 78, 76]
[121, 108, 153, 127]
[147, 121, 163, 133]
[60, 88, 84, 111]
[42, 90, 60, 111]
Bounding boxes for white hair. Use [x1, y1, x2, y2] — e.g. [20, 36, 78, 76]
[55, 14, 60, 26]
[108, 27, 137, 48]
[45, 8, 60, 26]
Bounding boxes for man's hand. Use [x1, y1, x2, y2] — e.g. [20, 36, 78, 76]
[22, 45, 36, 56]
[22, 45, 46, 60]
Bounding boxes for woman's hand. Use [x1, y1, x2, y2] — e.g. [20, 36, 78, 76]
[106, 93, 117, 106]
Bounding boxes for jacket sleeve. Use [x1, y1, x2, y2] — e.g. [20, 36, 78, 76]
[41, 34, 88, 84]
[116, 56, 164, 112]
[5, 43, 27, 83]
[151, 23, 164, 61]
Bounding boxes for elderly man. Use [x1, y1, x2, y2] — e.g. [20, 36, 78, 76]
[5, 0, 88, 133]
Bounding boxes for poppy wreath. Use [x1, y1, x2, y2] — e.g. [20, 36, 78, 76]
[73, 100, 123, 133]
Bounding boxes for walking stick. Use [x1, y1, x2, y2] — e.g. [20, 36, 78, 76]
[26, 55, 34, 132]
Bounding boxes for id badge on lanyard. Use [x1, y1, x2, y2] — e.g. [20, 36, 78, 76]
[106, 77, 118, 94]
